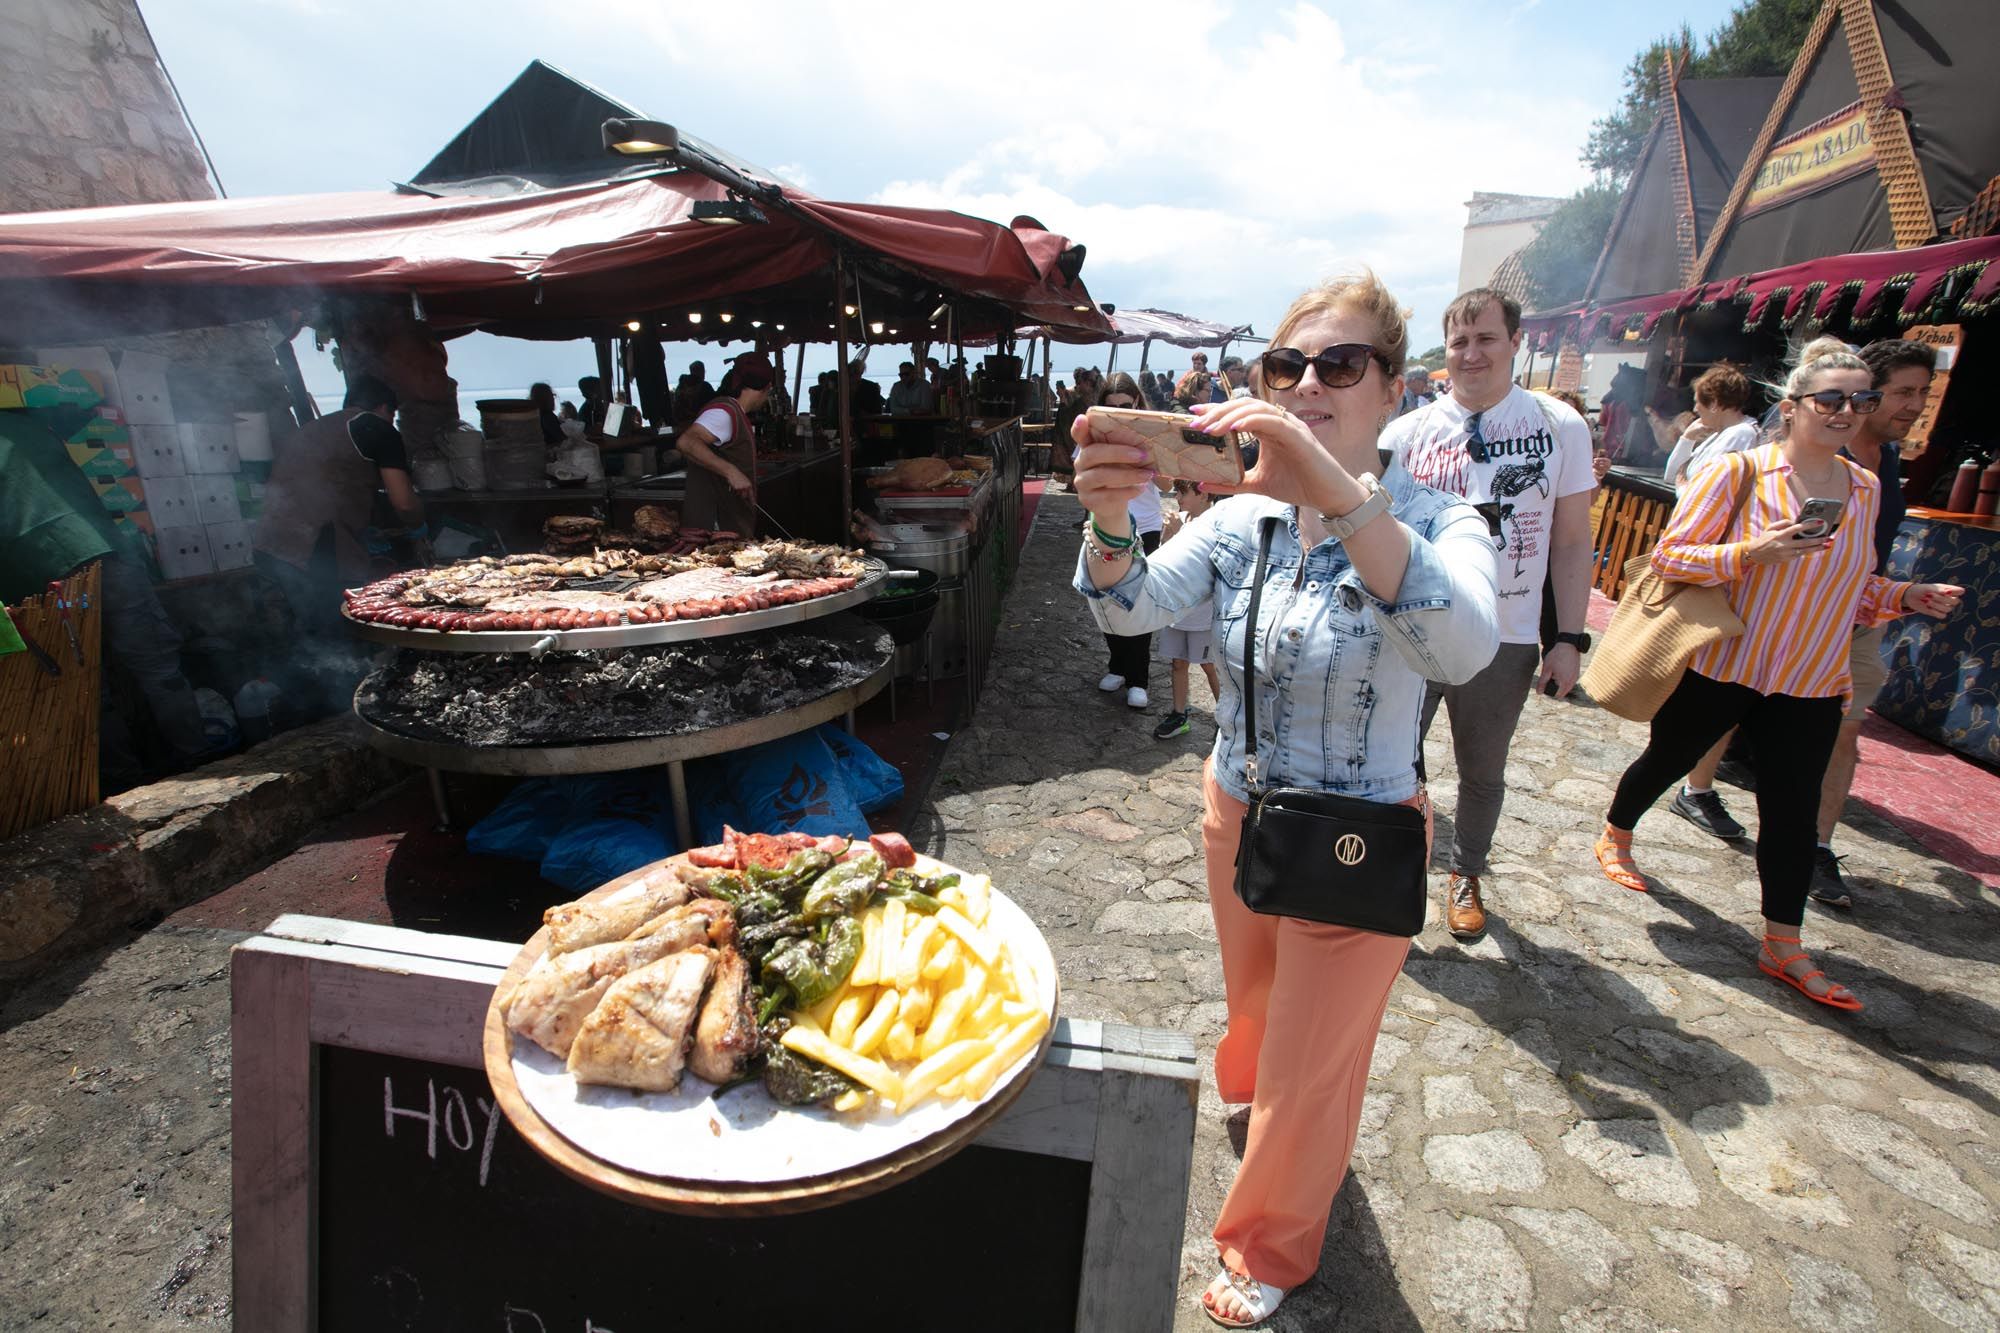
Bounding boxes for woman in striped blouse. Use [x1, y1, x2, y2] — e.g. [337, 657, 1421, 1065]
[1592, 345, 1962, 1011]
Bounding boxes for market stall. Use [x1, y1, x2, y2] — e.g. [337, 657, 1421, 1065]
[0, 63, 1110, 821]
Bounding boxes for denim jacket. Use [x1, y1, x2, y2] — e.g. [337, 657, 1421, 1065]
[1075, 470, 1500, 805]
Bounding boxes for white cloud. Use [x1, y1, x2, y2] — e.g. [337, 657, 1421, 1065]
[862, 3, 1599, 340]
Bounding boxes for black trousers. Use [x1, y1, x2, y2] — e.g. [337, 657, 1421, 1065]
[1607, 670, 1840, 926]
[1104, 530, 1161, 685]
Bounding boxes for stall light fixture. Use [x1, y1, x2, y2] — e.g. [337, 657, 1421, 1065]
[870, 321, 885, 335]
[625, 320, 642, 332]
[775, 323, 785, 331]
[691, 198, 768, 226]
[719, 312, 735, 324]
[930, 301, 949, 322]
[603, 118, 681, 156]
[843, 305, 857, 317]
[750, 319, 763, 328]
[1072, 304, 1092, 313]
[688, 312, 703, 324]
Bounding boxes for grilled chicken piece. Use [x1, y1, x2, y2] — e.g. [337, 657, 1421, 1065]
[506, 901, 726, 1059]
[542, 863, 691, 957]
[566, 947, 716, 1092]
[688, 946, 760, 1085]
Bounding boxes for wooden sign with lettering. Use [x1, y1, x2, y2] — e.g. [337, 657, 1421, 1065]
[230, 916, 1200, 1333]
[1898, 324, 1961, 460]
[1743, 100, 1877, 217]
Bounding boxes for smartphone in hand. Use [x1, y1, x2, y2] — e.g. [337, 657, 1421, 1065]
[1084, 407, 1246, 486]
[1793, 497, 1845, 539]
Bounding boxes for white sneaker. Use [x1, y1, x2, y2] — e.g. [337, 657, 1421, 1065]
[1098, 673, 1125, 692]
[1126, 687, 1149, 709]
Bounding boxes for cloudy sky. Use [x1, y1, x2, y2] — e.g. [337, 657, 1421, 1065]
[142, 0, 1741, 398]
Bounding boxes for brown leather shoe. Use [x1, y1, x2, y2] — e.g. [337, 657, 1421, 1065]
[1446, 873, 1487, 939]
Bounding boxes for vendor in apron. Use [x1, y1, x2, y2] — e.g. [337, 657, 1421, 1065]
[677, 351, 775, 538]
[252, 374, 428, 713]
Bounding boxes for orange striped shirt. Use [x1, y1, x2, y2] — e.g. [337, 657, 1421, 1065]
[1651, 445, 1912, 700]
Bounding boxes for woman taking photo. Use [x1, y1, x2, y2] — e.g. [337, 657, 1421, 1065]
[1593, 345, 1962, 1010]
[1072, 273, 1499, 1326]
[1094, 371, 1169, 708]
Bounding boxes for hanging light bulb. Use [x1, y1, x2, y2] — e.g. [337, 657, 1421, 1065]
[719, 312, 735, 324]
[774, 323, 786, 332]
[750, 319, 764, 329]
[843, 305, 857, 316]
[625, 320, 641, 332]
[688, 312, 703, 324]
[870, 321, 885, 336]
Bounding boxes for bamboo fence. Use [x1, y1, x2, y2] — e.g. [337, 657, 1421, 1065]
[2, 561, 103, 839]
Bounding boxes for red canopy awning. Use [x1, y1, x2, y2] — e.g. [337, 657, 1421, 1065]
[0, 172, 1113, 344]
[1522, 232, 2000, 351]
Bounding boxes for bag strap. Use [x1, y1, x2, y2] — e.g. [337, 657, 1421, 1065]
[1722, 453, 1758, 535]
[1241, 515, 1279, 792]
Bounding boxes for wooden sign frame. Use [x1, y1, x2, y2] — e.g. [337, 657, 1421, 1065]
[231, 914, 1200, 1333]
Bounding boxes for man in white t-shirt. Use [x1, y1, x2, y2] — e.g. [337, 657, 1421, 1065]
[1381, 288, 1597, 939]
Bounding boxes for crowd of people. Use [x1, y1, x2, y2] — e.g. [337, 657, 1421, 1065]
[1063, 272, 1960, 1327]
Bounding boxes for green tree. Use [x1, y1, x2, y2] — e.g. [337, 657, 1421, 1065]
[1583, 31, 1693, 180]
[1517, 182, 1624, 309]
[1694, 0, 1822, 77]
[1415, 345, 1446, 371]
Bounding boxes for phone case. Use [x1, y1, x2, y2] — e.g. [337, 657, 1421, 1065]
[1085, 407, 1246, 485]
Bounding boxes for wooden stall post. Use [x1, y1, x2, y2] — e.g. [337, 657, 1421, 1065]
[834, 254, 854, 529]
[792, 342, 806, 427]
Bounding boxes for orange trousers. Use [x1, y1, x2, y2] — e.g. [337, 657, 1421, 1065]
[1201, 761, 1421, 1289]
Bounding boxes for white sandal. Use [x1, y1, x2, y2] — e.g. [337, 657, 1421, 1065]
[1201, 1267, 1288, 1328]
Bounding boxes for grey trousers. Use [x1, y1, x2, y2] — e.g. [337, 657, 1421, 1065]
[1418, 641, 1541, 877]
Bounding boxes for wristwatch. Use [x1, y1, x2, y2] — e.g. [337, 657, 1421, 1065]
[1553, 631, 1592, 653]
[1319, 475, 1391, 540]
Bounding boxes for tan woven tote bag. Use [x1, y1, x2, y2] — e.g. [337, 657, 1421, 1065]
[1582, 460, 1756, 721]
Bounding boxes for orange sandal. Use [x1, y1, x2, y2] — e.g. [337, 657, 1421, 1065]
[1594, 825, 1648, 893]
[1758, 934, 1863, 1011]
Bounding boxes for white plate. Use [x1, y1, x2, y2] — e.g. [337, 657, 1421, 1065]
[509, 857, 1057, 1184]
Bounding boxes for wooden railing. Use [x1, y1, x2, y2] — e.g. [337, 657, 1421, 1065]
[1593, 469, 1678, 600]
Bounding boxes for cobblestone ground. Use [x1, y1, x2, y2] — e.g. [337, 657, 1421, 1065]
[919, 490, 2000, 1332]
[2, 489, 1996, 1330]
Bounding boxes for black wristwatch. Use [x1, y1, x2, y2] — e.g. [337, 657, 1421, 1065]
[1553, 631, 1592, 653]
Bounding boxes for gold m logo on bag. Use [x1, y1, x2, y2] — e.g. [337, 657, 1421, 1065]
[1334, 833, 1367, 866]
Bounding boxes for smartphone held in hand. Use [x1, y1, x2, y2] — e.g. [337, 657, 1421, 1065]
[1084, 407, 1247, 486]
[1793, 497, 1845, 539]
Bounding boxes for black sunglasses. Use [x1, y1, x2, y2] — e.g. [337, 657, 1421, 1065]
[1789, 388, 1882, 415]
[1260, 344, 1392, 391]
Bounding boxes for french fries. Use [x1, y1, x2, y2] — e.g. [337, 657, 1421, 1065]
[783, 891, 1048, 1118]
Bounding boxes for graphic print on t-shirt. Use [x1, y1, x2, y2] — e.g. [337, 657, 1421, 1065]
[1380, 385, 1595, 643]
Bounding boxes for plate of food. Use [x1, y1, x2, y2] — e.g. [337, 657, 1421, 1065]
[483, 828, 1058, 1212]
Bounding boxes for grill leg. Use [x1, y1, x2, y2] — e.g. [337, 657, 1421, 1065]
[667, 760, 693, 851]
[426, 767, 452, 832]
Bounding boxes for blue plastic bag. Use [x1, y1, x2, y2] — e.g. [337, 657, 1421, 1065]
[540, 816, 673, 894]
[819, 725, 904, 814]
[693, 731, 872, 841]
[466, 778, 570, 862]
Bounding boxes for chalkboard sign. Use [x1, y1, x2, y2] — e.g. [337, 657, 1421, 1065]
[231, 916, 1199, 1333]
[319, 1046, 1089, 1331]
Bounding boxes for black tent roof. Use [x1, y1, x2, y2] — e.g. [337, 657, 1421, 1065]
[407, 59, 797, 197]
[1588, 76, 1780, 304]
[1703, 0, 2000, 279]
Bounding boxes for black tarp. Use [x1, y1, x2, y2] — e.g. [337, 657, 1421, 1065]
[1705, 0, 2000, 278]
[409, 60, 644, 193]
[408, 59, 799, 199]
[1589, 77, 1777, 303]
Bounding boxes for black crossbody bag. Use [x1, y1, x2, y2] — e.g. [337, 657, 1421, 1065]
[1232, 516, 1430, 937]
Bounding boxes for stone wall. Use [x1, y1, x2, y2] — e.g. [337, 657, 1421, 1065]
[0, 0, 216, 212]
